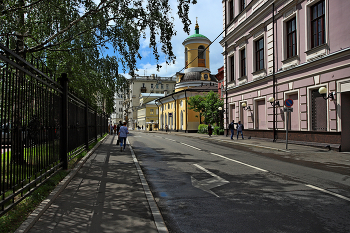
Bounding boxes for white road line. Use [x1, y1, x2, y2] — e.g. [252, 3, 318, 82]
[210, 153, 268, 172]
[180, 142, 202, 150]
[306, 184, 350, 202]
[193, 164, 219, 178]
[165, 138, 176, 142]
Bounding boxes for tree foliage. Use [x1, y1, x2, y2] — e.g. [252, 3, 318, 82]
[0, 0, 197, 113]
[188, 91, 224, 125]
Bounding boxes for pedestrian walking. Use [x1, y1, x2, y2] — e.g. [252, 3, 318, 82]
[229, 120, 235, 140]
[118, 122, 129, 151]
[236, 121, 244, 139]
[117, 123, 120, 135]
[208, 123, 213, 137]
[165, 124, 168, 132]
[113, 124, 117, 134]
[110, 124, 113, 135]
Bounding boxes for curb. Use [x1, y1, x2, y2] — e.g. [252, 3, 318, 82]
[15, 135, 108, 233]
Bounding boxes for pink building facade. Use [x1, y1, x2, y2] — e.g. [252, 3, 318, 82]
[220, 0, 350, 151]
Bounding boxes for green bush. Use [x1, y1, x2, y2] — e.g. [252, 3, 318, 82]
[198, 124, 208, 134]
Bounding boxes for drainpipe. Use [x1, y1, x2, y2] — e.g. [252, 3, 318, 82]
[225, 1, 228, 137]
[172, 95, 177, 131]
[272, 3, 276, 142]
[159, 100, 163, 130]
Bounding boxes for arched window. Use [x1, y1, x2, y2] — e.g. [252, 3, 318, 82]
[198, 45, 205, 67]
[198, 45, 205, 59]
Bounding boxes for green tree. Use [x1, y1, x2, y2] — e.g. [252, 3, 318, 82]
[187, 95, 205, 124]
[188, 91, 224, 126]
[0, 0, 197, 110]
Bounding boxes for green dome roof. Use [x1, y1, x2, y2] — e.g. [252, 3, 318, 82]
[186, 33, 208, 39]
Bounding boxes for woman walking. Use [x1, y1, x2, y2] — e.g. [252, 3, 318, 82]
[118, 122, 129, 151]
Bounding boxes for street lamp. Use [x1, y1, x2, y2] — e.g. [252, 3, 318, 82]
[241, 102, 251, 111]
[218, 106, 224, 133]
[268, 97, 280, 107]
[318, 87, 335, 100]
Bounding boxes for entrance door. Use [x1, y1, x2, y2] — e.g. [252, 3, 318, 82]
[256, 100, 266, 129]
[288, 94, 299, 130]
[341, 92, 350, 151]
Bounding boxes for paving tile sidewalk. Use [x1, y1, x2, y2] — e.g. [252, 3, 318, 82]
[16, 134, 167, 233]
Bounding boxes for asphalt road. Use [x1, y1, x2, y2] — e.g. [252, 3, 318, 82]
[128, 131, 350, 233]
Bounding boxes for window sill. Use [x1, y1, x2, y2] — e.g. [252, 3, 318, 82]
[252, 69, 266, 80]
[305, 44, 328, 62]
[238, 76, 247, 85]
[282, 55, 299, 70]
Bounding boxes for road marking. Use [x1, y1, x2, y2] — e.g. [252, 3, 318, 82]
[210, 153, 268, 172]
[306, 184, 350, 202]
[180, 142, 201, 150]
[192, 164, 229, 197]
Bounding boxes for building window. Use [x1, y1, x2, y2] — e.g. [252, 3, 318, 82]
[286, 18, 297, 58]
[142, 83, 145, 87]
[150, 109, 154, 115]
[156, 84, 159, 89]
[240, 48, 246, 77]
[168, 103, 170, 109]
[198, 45, 205, 67]
[151, 84, 153, 88]
[255, 38, 264, 71]
[230, 56, 234, 82]
[229, 0, 234, 21]
[240, 0, 245, 12]
[166, 84, 169, 89]
[161, 84, 164, 89]
[311, 0, 325, 48]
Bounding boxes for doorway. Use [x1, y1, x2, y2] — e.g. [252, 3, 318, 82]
[341, 92, 350, 151]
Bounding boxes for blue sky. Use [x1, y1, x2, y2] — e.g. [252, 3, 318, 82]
[107, 0, 224, 79]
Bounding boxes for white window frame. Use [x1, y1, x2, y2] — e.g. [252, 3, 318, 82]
[281, 6, 299, 69]
[304, 0, 329, 61]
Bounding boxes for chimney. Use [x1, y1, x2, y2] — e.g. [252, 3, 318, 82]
[164, 90, 168, 96]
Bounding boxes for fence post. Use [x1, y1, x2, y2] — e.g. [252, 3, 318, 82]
[85, 100, 89, 150]
[60, 73, 68, 170]
[95, 111, 98, 141]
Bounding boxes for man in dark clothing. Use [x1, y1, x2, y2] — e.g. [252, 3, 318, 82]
[236, 121, 244, 139]
[229, 120, 235, 140]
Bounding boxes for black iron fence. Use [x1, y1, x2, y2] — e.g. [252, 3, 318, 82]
[0, 43, 108, 216]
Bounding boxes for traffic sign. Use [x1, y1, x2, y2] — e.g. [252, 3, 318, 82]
[284, 107, 293, 112]
[284, 99, 294, 107]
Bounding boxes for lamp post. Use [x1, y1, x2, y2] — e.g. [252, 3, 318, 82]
[218, 106, 223, 129]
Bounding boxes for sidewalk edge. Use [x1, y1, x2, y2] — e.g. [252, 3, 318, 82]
[15, 135, 108, 233]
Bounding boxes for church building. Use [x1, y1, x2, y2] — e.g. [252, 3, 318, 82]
[156, 21, 218, 132]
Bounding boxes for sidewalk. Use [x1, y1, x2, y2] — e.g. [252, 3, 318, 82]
[16, 134, 167, 233]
